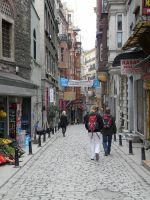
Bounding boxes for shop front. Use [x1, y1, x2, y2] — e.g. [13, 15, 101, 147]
[0, 96, 31, 146]
[0, 72, 37, 147]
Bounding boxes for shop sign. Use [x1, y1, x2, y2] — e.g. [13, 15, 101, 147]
[64, 91, 76, 101]
[121, 59, 143, 75]
[49, 88, 54, 103]
[142, 0, 150, 15]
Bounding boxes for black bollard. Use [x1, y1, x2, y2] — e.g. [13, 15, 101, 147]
[141, 147, 146, 160]
[15, 148, 19, 167]
[114, 134, 116, 142]
[43, 130, 46, 142]
[38, 135, 41, 147]
[29, 140, 32, 155]
[119, 134, 122, 146]
[52, 128, 54, 134]
[129, 140, 133, 154]
[48, 128, 51, 138]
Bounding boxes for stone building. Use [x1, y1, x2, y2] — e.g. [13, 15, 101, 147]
[0, 0, 37, 142]
[96, 0, 108, 110]
[33, 0, 59, 128]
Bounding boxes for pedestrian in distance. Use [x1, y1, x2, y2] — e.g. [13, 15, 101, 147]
[85, 105, 104, 161]
[101, 107, 117, 156]
[59, 111, 68, 137]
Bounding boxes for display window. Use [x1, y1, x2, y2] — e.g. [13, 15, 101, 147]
[9, 101, 17, 139]
[0, 96, 7, 138]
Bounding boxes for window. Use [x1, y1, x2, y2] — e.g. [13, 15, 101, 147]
[61, 48, 64, 62]
[117, 15, 122, 31]
[2, 19, 11, 58]
[117, 32, 122, 48]
[0, 2, 14, 61]
[33, 29, 36, 60]
[116, 14, 123, 48]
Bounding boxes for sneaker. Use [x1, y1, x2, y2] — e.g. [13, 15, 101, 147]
[95, 153, 99, 161]
[91, 158, 94, 161]
[104, 152, 108, 156]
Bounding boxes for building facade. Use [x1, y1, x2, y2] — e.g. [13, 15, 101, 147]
[34, 0, 59, 128]
[0, 0, 37, 142]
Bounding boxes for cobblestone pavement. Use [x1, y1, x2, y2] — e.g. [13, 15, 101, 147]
[0, 125, 150, 200]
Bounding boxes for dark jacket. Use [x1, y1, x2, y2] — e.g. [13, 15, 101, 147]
[101, 115, 116, 135]
[60, 115, 68, 128]
[84, 113, 89, 130]
[85, 112, 104, 132]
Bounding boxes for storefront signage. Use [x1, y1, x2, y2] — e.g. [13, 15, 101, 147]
[121, 59, 143, 75]
[142, 0, 150, 15]
[49, 88, 54, 103]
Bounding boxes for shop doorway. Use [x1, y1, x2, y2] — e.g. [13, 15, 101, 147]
[22, 98, 31, 136]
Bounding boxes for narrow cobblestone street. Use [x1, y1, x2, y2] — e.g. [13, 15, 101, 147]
[0, 125, 150, 200]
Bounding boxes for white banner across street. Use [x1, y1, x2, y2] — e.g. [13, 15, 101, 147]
[68, 80, 93, 87]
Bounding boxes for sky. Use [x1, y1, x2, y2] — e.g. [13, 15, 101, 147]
[61, 0, 96, 51]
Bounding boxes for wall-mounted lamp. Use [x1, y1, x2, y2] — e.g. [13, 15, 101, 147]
[16, 66, 19, 75]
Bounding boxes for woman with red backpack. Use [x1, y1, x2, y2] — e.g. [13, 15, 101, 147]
[101, 107, 117, 156]
[85, 105, 103, 161]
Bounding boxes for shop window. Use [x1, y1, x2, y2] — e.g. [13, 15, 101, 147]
[0, 97, 7, 138]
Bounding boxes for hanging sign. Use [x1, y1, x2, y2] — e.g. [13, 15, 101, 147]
[60, 78, 100, 88]
[121, 59, 143, 75]
[49, 88, 54, 103]
[68, 80, 93, 87]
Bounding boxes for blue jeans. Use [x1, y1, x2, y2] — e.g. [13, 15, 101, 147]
[102, 134, 112, 154]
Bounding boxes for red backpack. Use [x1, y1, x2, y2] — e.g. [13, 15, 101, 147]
[103, 114, 112, 129]
[88, 115, 98, 132]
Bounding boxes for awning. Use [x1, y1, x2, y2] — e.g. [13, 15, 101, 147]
[122, 21, 150, 50]
[0, 72, 38, 96]
[135, 54, 150, 68]
[112, 50, 146, 67]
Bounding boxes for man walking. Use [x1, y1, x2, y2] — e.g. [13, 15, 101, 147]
[85, 105, 103, 161]
[101, 107, 116, 156]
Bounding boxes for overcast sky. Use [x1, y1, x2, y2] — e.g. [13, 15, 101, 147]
[61, 0, 96, 51]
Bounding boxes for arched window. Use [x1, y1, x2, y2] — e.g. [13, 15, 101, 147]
[33, 29, 36, 60]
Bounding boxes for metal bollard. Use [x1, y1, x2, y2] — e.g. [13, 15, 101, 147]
[48, 128, 51, 138]
[114, 134, 116, 142]
[129, 140, 133, 154]
[29, 140, 32, 155]
[119, 134, 122, 146]
[52, 128, 54, 134]
[15, 148, 19, 167]
[38, 135, 41, 147]
[43, 130, 46, 142]
[141, 147, 146, 161]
